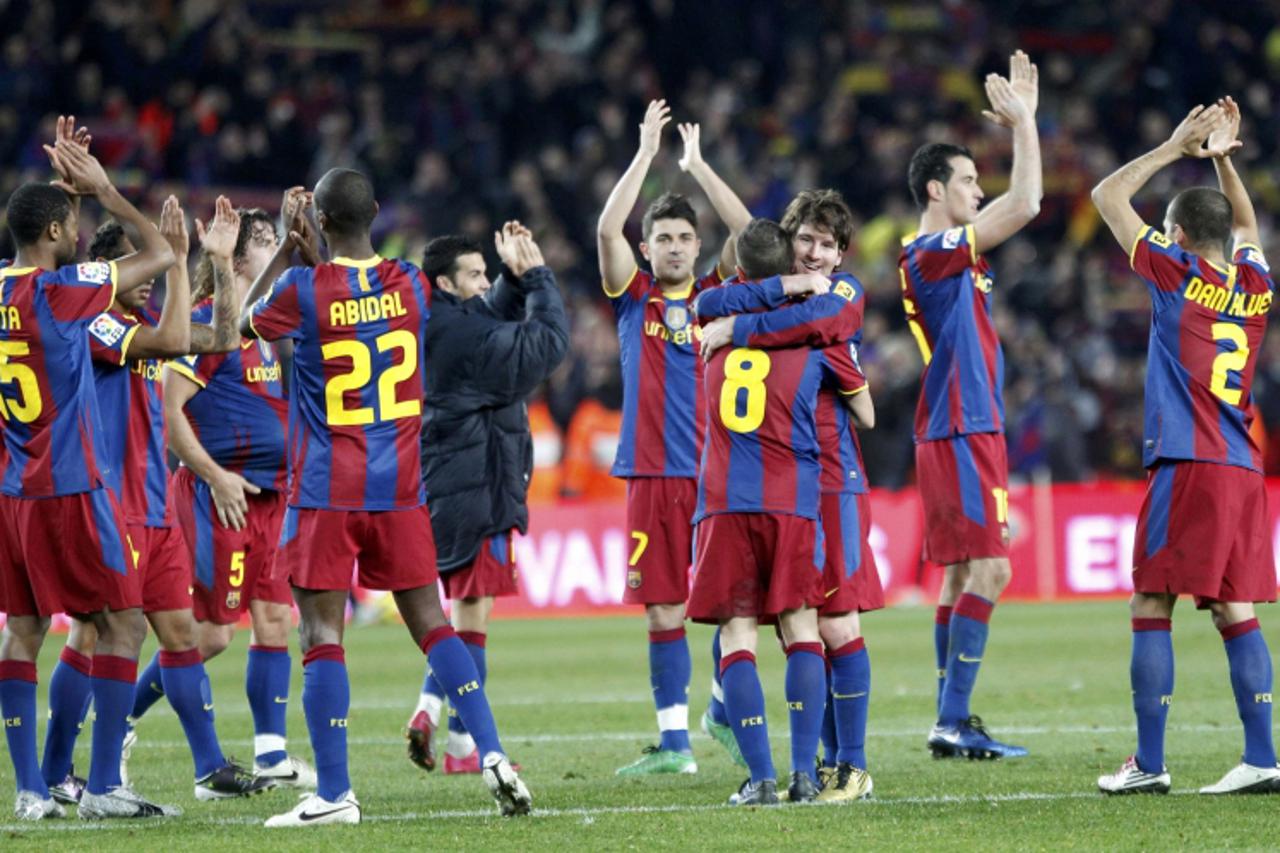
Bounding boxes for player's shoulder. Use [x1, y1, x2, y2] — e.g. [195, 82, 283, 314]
[1233, 243, 1272, 279]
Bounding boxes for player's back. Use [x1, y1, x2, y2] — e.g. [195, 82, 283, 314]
[0, 263, 117, 497]
[250, 256, 431, 509]
[1132, 228, 1274, 470]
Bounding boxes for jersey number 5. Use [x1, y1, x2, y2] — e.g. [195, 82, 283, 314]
[1209, 322, 1248, 406]
[0, 341, 42, 423]
[322, 330, 422, 426]
[719, 348, 771, 433]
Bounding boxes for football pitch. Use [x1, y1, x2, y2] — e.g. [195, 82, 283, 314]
[2, 600, 1277, 850]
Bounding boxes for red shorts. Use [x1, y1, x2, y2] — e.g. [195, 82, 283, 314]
[687, 512, 825, 623]
[1133, 461, 1276, 607]
[622, 477, 696, 605]
[916, 433, 1011, 565]
[0, 489, 140, 617]
[171, 468, 292, 624]
[275, 504, 438, 592]
[129, 524, 194, 614]
[819, 492, 884, 616]
[441, 530, 519, 599]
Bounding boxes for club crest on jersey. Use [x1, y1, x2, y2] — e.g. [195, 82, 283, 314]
[225, 591, 241, 610]
[664, 305, 689, 331]
[942, 227, 964, 250]
[973, 273, 993, 294]
[77, 262, 111, 284]
[89, 313, 127, 345]
[627, 570, 642, 590]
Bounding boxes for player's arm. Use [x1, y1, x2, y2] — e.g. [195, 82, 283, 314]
[677, 122, 752, 275]
[117, 196, 192, 359]
[598, 100, 669, 296]
[843, 386, 874, 430]
[1091, 103, 1224, 255]
[162, 367, 261, 531]
[971, 51, 1042, 254]
[188, 196, 241, 354]
[486, 221, 534, 321]
[1206, 97, 1259, 249]
[240, 187, 311, 339]
[701, 276, 863, 360]
[45, 135, 174, 293]
[692, 272, 830, 321]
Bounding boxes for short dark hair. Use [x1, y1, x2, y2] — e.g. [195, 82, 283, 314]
[736, 218, 794, 280]
[641, 192, 697, 240]
[88, 220, 130, 261]
[1168, 187, 1233, 256]
[191, 207, 276, 301]
[422, 234, 484, 282]
[314, 168, 377, 236]
[780, 189, 854, 251]
[6, 183, 72, 247]
[907, 142, 974, 208]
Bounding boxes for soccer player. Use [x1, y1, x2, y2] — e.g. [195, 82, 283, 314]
[404, 223, 568, 774]
[1093, 98, 1280, 795]
[242, 169, 530, 826]
[689, 218, 864, 805]
[901, 51, 1041, 759]
[41, 197, 270, 804]
[697, 190, 881, 801]
[0, 123, 175, 819]
[165, 190, 315, 789]
[598, 100, 751, 775]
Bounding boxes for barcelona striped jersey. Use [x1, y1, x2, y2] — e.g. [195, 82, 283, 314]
[248, 256, 431, 510]
[608, 268, 722, 479]
[168, 299, 288, 492]
[899, 224, 1004, 442]
[0, 262, 118, 497]
[88, 305, 170, 525]
[1130, 226, 1274, 472]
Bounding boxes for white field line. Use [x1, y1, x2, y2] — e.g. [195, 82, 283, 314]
[0, 788, 1205, 833]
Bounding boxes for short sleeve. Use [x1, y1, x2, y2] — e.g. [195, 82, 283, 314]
[733, 277, 864, 350]
[248, 267, 306, 341]
[1130, 225, 1192, 293]
[1234, 243, 1274, 285]
[604, 267, 647, 302]
[822, 340, 867, 396]
[45, 261, 119, 323]
[693, 276, 788, 321]
[87, 311, 141, 366]
[910, 225, 977, 283]
[166, 348, 228, 390]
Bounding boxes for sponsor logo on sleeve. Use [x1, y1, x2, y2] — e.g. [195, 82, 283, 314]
[76, 262, 111, 284]
[88, 313, 127, 346]
[942, 227, 964, 249]
[1246, 248, 1269, 272]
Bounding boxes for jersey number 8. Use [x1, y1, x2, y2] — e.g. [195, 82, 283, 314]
[322, 330, 421, 426]
[720, 347, 772, 434]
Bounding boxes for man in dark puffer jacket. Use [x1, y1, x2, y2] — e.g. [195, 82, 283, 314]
[404, 222, 568, 773]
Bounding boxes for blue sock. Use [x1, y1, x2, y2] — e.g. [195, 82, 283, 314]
[831, 639, 871, 769]
[424, 629, 503, 758]
[820, 664, 837, 768]
[650, 628, 692, 753]
[440, 631, 490, 738]
[934, 606, 952, 715]
[785, 643, 825, 780]
[708, 628, 729, 726]
[1131, 619, 1174, 774]
[87, 656, 138, 795]
[130, 650, 166, 725]
[159, 649, 224, 778]
[722, 651, 774, 783]
[0, 662, 46, 795]
[246, 645, 291, 767]
[42, 647, 94, 786]
[302, 645, 351, 801]
[939, 594, 992, 726]
[1221, 619, 1276, 767]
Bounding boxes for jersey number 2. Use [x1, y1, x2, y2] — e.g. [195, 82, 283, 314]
[1209, 322, 1248, 406]
[322, 330, 421, 426]
[0, 341, 41, 423]
[719, 348, 771, 433]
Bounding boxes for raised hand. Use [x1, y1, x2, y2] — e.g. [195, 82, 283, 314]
[496, 221, 545, 277]
[638, 99, 671, 160]
[195, 195, 241, 260]
[1167, 103, 1225, 158]
[677, 122, 703, 172]
[981, 73, 1030, 129]
[280, 186, 321, 265]
[47, 115, 92, 190]
[1008, 50, 1038, 118]
[158, 195, 189, 257]
[1205, 96, 1243, 159]
[43, 138, 112, 197]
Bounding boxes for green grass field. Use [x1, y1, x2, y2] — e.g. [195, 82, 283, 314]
[2, 600, 1278, 850]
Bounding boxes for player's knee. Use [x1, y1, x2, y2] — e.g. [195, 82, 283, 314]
[0, 617, 51, 660]
[100, 608, 148, 654]
[251, 611, 292, 647]
[818, 616, 857, 650]
[645, 603, 685, 632]
[156, 620, 197, 653]
[199, 627, 233, 660]
[66, 619, 98, 655]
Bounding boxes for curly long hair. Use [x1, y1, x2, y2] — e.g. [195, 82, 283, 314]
[190, 207, 276, 302]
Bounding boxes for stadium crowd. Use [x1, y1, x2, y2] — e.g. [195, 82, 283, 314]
[2, 0, 1280, 488]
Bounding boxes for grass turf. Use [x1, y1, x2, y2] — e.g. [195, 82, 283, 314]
[2, 600, 1277, 850]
